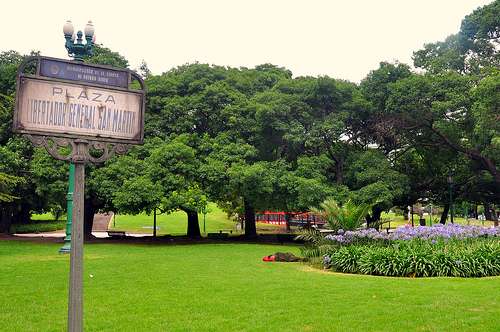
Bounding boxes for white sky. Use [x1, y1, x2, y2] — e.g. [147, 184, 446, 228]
[0, 0, 493, 82]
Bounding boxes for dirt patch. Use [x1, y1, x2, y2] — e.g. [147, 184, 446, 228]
[0, 233, 63, 243]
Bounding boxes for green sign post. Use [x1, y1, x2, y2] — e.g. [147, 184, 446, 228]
[59, 20, 95, 255]
[59, 163, 75, 253]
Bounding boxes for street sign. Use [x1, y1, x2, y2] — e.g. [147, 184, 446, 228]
[15, 77, 143, 143]
[14, 55, 146, 332]
[14, 56, 145, 144]
[40, 57, 129, 88]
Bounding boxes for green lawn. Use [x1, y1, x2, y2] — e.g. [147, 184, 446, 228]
[31, 212, 66, 222]
[111, 203, 281, 235]
[0, 240, 498, 331]
[380, 212, 496, 229]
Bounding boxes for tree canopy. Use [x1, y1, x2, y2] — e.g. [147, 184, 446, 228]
[0, 1, 498, 235]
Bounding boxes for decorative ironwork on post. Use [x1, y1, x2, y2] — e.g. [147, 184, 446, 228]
[59, 21, 96, 255]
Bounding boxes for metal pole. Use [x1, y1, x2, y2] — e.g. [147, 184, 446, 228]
[153, 208, 157, 238]
[65, 27, 93, 331]
[60, 163, 75, 253]
[68, 161, 84, 332]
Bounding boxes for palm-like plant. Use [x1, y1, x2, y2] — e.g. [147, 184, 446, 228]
[311, 198, 372, 231]
[297, 198, 373, 260]
[296, 228, 336, 259]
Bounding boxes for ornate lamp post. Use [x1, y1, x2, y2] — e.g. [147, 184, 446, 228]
[62, 20, 96, 332]
[59, 21, 95, 254]
[59, 163, 75, 253]
[63, 20, 95, 61]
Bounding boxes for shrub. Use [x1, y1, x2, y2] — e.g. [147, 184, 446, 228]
[329, 245, 367, 273]
[326, 238, 500, 278]
[311, 198, 372, 232]
[9, 220, 66, 234]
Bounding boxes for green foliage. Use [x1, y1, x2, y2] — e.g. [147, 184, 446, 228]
[29, 148, 67, 214]
[9, 219, 65, 234]
[84, 44, 129, 68]
[0, 171, 23, 202]
[296, 228, 337, 259]
[0, 93, 14, 143]
[0, 50, 24, 95]
[110, 202, 242, 235]
[471, 69, 500, 164]
[360, 61, 412, 111]
[329, 245, 367, 273]
[113, 176, 162, 215]
[328, 239, 500, 277]
[1, 0, 498, 232]
[346, 149, 408, 210]
[413, 0, 499, 74]
[311, 198, 372, 232]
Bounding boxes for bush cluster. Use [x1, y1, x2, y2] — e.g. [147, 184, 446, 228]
[324, 239, 500, 277]
[9, 220, 66, 234]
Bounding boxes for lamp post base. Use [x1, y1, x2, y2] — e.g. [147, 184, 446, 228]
[59, 237, 71, 253]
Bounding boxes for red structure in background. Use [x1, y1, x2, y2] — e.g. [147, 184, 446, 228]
[255, 211, 326, 227]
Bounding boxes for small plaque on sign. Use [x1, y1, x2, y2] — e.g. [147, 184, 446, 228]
[40, 58, 129, 88]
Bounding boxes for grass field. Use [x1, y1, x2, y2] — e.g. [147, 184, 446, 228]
[0, 240, 499, 331]
[111, 203, 281, 235]
[380, 212, 496, 229]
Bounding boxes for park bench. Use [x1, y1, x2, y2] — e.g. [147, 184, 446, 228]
[107, 230, 126, 238]
[207, 230, 232, 239]
[276, 233, 298, 244]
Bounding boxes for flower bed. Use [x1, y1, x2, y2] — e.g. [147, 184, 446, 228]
[326, 224, 500, 244]
[323, 238, 499, 277]
[315, 225, 500, 278]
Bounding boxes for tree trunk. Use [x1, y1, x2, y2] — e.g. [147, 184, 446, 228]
[440, 204, 449, 224]
[483, 203, 496, 222]
[491, 207, 499, 227]
[429, 126, 500, 186]
[84, 198, 96, 239]
[185, 209, 201, 238]
[19, 203, 31, 224]
[0, 205, 13, 233]
[366, 206, 383, 229]
[244, 199, 257, 238]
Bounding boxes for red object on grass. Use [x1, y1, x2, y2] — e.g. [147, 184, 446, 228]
[262, 255, 276, 262]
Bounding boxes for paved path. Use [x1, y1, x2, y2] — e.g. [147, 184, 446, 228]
[14, 231, 150, 239]
[13, 213, 149, 239]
